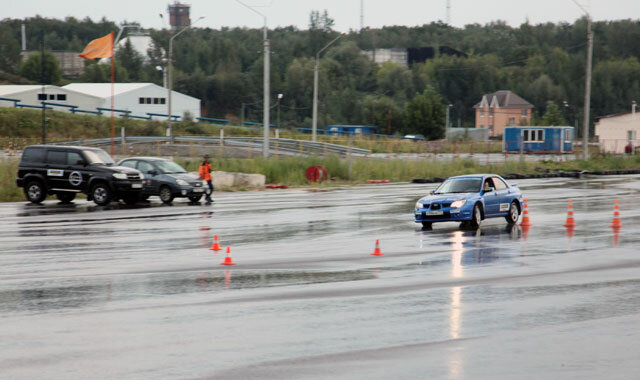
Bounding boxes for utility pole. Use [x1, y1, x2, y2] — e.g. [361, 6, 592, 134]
[167, 16, 204, 143]
[583, 16, 593, 160]
[40, 31, 46, 144]
[312, 35, 341, 142]
[236, 0, 270, 157]
[571, 0, 593, 160]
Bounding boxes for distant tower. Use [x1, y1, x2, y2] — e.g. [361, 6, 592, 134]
[446, 0, 451, 25]
[168, 1, 191, 29]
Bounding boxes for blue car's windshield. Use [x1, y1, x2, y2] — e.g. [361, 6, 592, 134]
[434, 178, 482, 194]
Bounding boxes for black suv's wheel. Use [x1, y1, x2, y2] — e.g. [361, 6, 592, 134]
[188, 194, 203, 203]
[25, 180, 46, 204]
[470, 203, 483, 228]
[159, 186, 174, 204]
[505, 201, 519, 224]
[91, 183, 112, 206]
[56, 192, 76, 203]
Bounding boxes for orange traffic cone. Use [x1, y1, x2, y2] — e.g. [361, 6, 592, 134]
[370, 239, 383, 256]
[563, 200, 576, 228]
[209, 234, 222, 251]
[610, 200, 622, 229]
[220, 247, 237, 265]
[520, 199, 531, 227]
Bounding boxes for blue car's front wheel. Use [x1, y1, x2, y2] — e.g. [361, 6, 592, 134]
[470, 203, 482, 228]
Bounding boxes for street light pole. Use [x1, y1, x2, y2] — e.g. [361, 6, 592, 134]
[167, 16, 204, 142]
[236, 0, 270, 157]
[445, 103, 452, 140]
[312, 35, 341, 142]
[571, 0, 593, 159]
[277, 93, 283, 133]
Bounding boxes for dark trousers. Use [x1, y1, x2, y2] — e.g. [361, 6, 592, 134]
[205, 180, 213, 201]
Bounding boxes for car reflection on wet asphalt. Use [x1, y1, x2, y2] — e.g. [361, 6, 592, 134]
[2, 176, 640, 379]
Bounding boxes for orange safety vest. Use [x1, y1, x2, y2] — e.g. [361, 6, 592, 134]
[199, 161, 212, 181]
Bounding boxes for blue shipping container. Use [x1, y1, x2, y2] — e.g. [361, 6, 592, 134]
[503, 126, 574, 153]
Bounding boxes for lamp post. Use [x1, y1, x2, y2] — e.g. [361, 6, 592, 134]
[236, 0, 270, 157]
[312, 35, 341, 142]
[445, 103, 453, 140]
[276, 93, 283, 133]
[570, 0, 593, 159]
[167, 16, 204, 142]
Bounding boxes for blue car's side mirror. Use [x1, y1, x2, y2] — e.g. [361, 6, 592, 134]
[430, 190, 435, 195]
[484, 187, 495, 193]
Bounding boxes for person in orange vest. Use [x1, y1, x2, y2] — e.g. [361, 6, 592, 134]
[199, 154, 213, 204]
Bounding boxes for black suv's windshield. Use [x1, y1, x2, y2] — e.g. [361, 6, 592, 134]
[155, 161, 187, 174]
[83, 149, 115, 166]
[434, 178, 482, 194]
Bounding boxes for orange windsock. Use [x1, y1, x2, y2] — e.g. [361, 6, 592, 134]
[78, 33, 114, 60]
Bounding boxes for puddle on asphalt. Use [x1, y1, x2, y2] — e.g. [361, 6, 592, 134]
[0, 270, 377, 315]
[15, 201, 212, 218]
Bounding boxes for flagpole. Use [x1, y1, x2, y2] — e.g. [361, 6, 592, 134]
[110, 47, 115, 156]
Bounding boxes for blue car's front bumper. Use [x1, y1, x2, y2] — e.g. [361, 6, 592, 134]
[414, 206, 474, 223]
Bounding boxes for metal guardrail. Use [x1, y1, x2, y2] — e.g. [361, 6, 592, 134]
[53, 136, 371, 157]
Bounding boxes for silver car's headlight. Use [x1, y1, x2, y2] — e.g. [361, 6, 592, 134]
[112, 172, 127, 180]
[176, 179, 189, 186]
[415, 201, 424, 209]
[450, 200, 466, 208]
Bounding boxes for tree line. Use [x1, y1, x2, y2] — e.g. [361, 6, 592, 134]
[1, 14, 640, 138]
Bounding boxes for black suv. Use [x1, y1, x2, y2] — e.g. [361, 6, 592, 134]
[16, 145, 144, 206]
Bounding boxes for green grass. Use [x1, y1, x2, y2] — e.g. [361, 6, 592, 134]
[1, 108, 503, 155]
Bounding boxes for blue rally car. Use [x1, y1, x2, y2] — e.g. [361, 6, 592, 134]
[414, 174, 523, 228]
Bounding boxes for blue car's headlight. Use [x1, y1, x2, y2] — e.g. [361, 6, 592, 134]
[176, 179, 189, 186]
[450, 200, 466, 208]
[415, 201, 424, 209]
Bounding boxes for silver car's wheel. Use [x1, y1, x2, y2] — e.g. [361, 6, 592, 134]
[505, 201, 519, 224]
[159, 186, 174, 204]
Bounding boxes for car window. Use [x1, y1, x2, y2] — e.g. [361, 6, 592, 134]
[435, 178, 482, 194]
[492, 177, 508, 190]
[155, 161, 187, 174]
[67, 152, 83, 166]
[138, 161, 155, 175]
[83, 149, 115, 166]
[483, 178, 495, 189]
[120, 160, 137, 169]
[21, 147, 45, 163]
[46, 150, 67, 165]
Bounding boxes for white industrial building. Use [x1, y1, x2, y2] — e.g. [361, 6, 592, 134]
[64, 83, 200, 120]
[0, 83, 200, 121]
[0, 85, 102, 113]
[594, 108, 640, 153]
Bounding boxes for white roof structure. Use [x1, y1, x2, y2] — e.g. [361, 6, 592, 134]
[63, 83, 158, 99]
[0, 85, 96, 98]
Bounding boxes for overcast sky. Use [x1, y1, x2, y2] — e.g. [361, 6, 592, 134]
[5, 0, 639, 31]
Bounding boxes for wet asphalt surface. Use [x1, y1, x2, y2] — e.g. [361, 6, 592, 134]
[1, 175, 640, 379]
